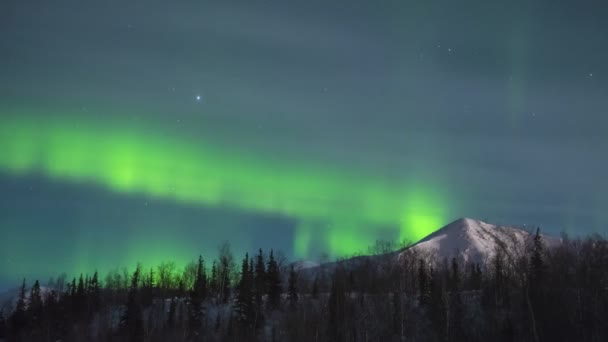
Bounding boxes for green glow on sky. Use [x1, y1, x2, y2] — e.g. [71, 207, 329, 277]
[400, 184, 447, 243]
[0, 107, 451, 276]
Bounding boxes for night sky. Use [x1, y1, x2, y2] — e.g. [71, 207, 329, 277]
[1, 0, 607, 287]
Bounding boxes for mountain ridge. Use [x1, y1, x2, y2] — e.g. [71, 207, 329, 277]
[399, 217, 560, 264]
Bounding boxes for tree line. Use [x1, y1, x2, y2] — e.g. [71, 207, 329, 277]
[1, 230, 608, 341]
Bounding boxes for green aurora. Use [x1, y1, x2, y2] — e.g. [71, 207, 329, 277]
[0, 107, 450, 277]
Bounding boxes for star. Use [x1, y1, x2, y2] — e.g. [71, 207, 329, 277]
[589, 73, 593, 77]
[196, 95, 201, 101]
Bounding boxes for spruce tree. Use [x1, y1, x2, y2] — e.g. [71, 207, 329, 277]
[528, 227, 545, 341]
[0, 308, 6, 340]
[75, 274, 85, 317]
[121, 265, 144, 342]
[287, 264, 298, 308]
[10, 278, 27, 335]
[254, 248, 266, 306]
[210, 260, 219, 298]
[28, 280, 44, 335]
[234, 254, 253, 327]
[44, 289, 65, 341]
[141, 268, 154, 307]
[84, 274, 90, 296]
[89, 271, 101, 314]
[189, 255, 207, 334]
[530, 227, 545, 290]
[249, 257, 264, 329]
[218, 242, 234, 303]
[69, 277, 76, 299]
[266, 249, 282, 310]
[68, 276, 76, 317]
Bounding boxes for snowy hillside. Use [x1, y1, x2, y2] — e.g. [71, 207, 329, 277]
[400, 217, 560, 264]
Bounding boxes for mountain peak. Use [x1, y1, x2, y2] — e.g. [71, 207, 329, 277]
[402, 218, 533, 264]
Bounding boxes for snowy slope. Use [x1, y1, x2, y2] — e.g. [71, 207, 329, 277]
[400, 218, 559, 264]
[291, 260, 321, 271]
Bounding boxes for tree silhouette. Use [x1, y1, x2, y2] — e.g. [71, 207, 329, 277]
[0, 308, 7, 340]
[10, 278, 27, 336]
[287, 264, 299, 308]
[218, 242, 234, 303]
[189, 255, 207, 335]
[234, 253, 254, 333]
[266, 249, 282, 310]
[121, 265, 144, 342]
[28, 280, 44, 336]
[254, 248, 266, 306]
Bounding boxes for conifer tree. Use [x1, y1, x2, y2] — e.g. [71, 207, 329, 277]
[530, 227, 545, 290]
[0, 308, 6, 340]
[121, 265, 144, 342]
[89, 271, 101, 313]
[210, 260, 219, 297]
[287, 264, 298, 308]
[85, 274, 90, 294]
[189, 255, 207, 333]
[234, 253, 254, 329]
[266, 249, 282, 310]
[44, 289, 65, 341]
[528, 227, 545, 341]
[218, 243, 234, 303]
[69, 277, 76, 297]
[28, 280, 44, 335]
[254, 248, 266, 305]
[10, 278, 27, 335]
[141, 268, 154, 307]
[75, 274, 85, 317]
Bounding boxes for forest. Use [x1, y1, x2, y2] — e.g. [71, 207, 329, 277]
[1, 230, 608, 342]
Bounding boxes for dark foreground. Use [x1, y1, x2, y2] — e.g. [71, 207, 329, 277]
[1, 231, 608, 342]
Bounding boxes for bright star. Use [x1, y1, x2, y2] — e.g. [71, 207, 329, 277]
[196, 95, 201, 101]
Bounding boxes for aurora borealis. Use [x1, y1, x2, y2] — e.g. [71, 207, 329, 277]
[0, 109, 447, 249]
[1, 0, 607, 287]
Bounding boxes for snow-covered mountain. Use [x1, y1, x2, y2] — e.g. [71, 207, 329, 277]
[291, 260, 321, 271]
[399, 217, 560, 264]
[299, 218, 561, 280]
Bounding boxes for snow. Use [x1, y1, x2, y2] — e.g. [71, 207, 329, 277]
[291, 260, 321, 271]
[399, 218, 560, 265]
